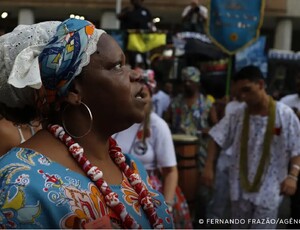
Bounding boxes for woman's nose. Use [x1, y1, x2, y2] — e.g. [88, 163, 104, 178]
[130, 69, 142, 82]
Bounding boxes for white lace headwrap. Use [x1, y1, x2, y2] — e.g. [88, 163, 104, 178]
[0, 20, 104, 108]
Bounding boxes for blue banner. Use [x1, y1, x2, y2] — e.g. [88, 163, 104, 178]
[235, 36, 267, 77]
[207, 0, 265, 55]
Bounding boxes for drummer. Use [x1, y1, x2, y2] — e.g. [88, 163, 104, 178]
[165, 66, 218, 226]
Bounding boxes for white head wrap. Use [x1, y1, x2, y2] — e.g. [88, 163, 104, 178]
[0, 21, 60, 108]
[0, 20, 105, 108]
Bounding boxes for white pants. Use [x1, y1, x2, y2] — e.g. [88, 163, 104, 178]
[231, 199, 279, 229]
[207, 153, 231, 220]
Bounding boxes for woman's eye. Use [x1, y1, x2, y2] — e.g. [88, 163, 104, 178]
[114, 63, 122, 70]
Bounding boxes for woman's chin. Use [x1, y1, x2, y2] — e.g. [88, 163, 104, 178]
[133, 112, 145, 123]
[118, 112, 144, 130]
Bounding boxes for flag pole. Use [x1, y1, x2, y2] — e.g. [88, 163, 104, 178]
[116, 0, 122, 29]
[226, 55, 232, 98]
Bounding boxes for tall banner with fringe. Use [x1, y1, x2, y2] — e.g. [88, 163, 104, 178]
[207, 0, 265, 55]
[235, 36, 267, 77]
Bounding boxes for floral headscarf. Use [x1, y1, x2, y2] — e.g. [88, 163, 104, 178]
[181, 66, 200, 83]
[39, 18, 105, 104]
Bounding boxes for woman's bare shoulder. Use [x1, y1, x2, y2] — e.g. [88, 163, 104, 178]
[19, 129, 85, 176]
[20, 129, 61, 153]
[0, 119, 21, 156]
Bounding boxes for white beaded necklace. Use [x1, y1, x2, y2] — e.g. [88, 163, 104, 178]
[48, 124, 164, 229]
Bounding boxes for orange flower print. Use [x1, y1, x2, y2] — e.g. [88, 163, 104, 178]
[62, 183, 109, 228]
[130, 160, 159, 198]
[130, 160, 139, 174]
[122, 179, 141, 215]
[121, 160, 162, 215]
[85, 24, 95, 36]
[147, 175, 153, 188]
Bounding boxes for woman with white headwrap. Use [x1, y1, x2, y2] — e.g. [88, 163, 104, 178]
[0, 18, 173, 228]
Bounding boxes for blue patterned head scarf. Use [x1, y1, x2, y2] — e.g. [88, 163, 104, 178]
[181, 66, 201, 83]
[39, 18, 105, 104]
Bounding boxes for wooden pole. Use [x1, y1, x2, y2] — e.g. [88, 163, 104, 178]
[225, 55, 232, 98]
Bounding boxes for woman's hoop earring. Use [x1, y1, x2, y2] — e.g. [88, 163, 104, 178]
[62, 102, 93, 138]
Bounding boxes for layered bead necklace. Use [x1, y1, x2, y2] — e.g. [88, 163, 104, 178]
[48, 124, 164, 229]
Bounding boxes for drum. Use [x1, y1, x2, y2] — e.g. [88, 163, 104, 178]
[172, 134, 199, 217]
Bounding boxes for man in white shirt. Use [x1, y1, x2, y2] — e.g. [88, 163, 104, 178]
[181, 0, 208, 33]
[207, 99, 244, 223]
[202, 66, 300, 229]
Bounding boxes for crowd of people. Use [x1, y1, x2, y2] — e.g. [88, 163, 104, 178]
[117, 0, 207, 33]
[1, 0, 300, 229]
[116, 0, 208, 69]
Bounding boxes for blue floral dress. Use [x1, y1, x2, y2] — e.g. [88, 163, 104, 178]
[0, 147, 173, 229]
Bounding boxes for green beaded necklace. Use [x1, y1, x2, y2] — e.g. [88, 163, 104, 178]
[239, 96, 276, 192]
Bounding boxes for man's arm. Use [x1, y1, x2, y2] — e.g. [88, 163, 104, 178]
[289, 156, 300, 178]
[280, 107, 300, 196]
[200, 137, 220, 188]
[281, 156, 300, 196]
[291, 107, 300, 120]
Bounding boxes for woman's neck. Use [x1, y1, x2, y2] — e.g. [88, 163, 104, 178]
[76, 130, 111, 161]
[48, 115, 112, 161]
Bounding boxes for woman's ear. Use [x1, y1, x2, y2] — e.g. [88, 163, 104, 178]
[64, 81, 82, 105]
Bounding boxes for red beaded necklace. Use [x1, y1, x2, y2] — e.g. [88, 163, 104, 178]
[48, 124, 163, 229]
